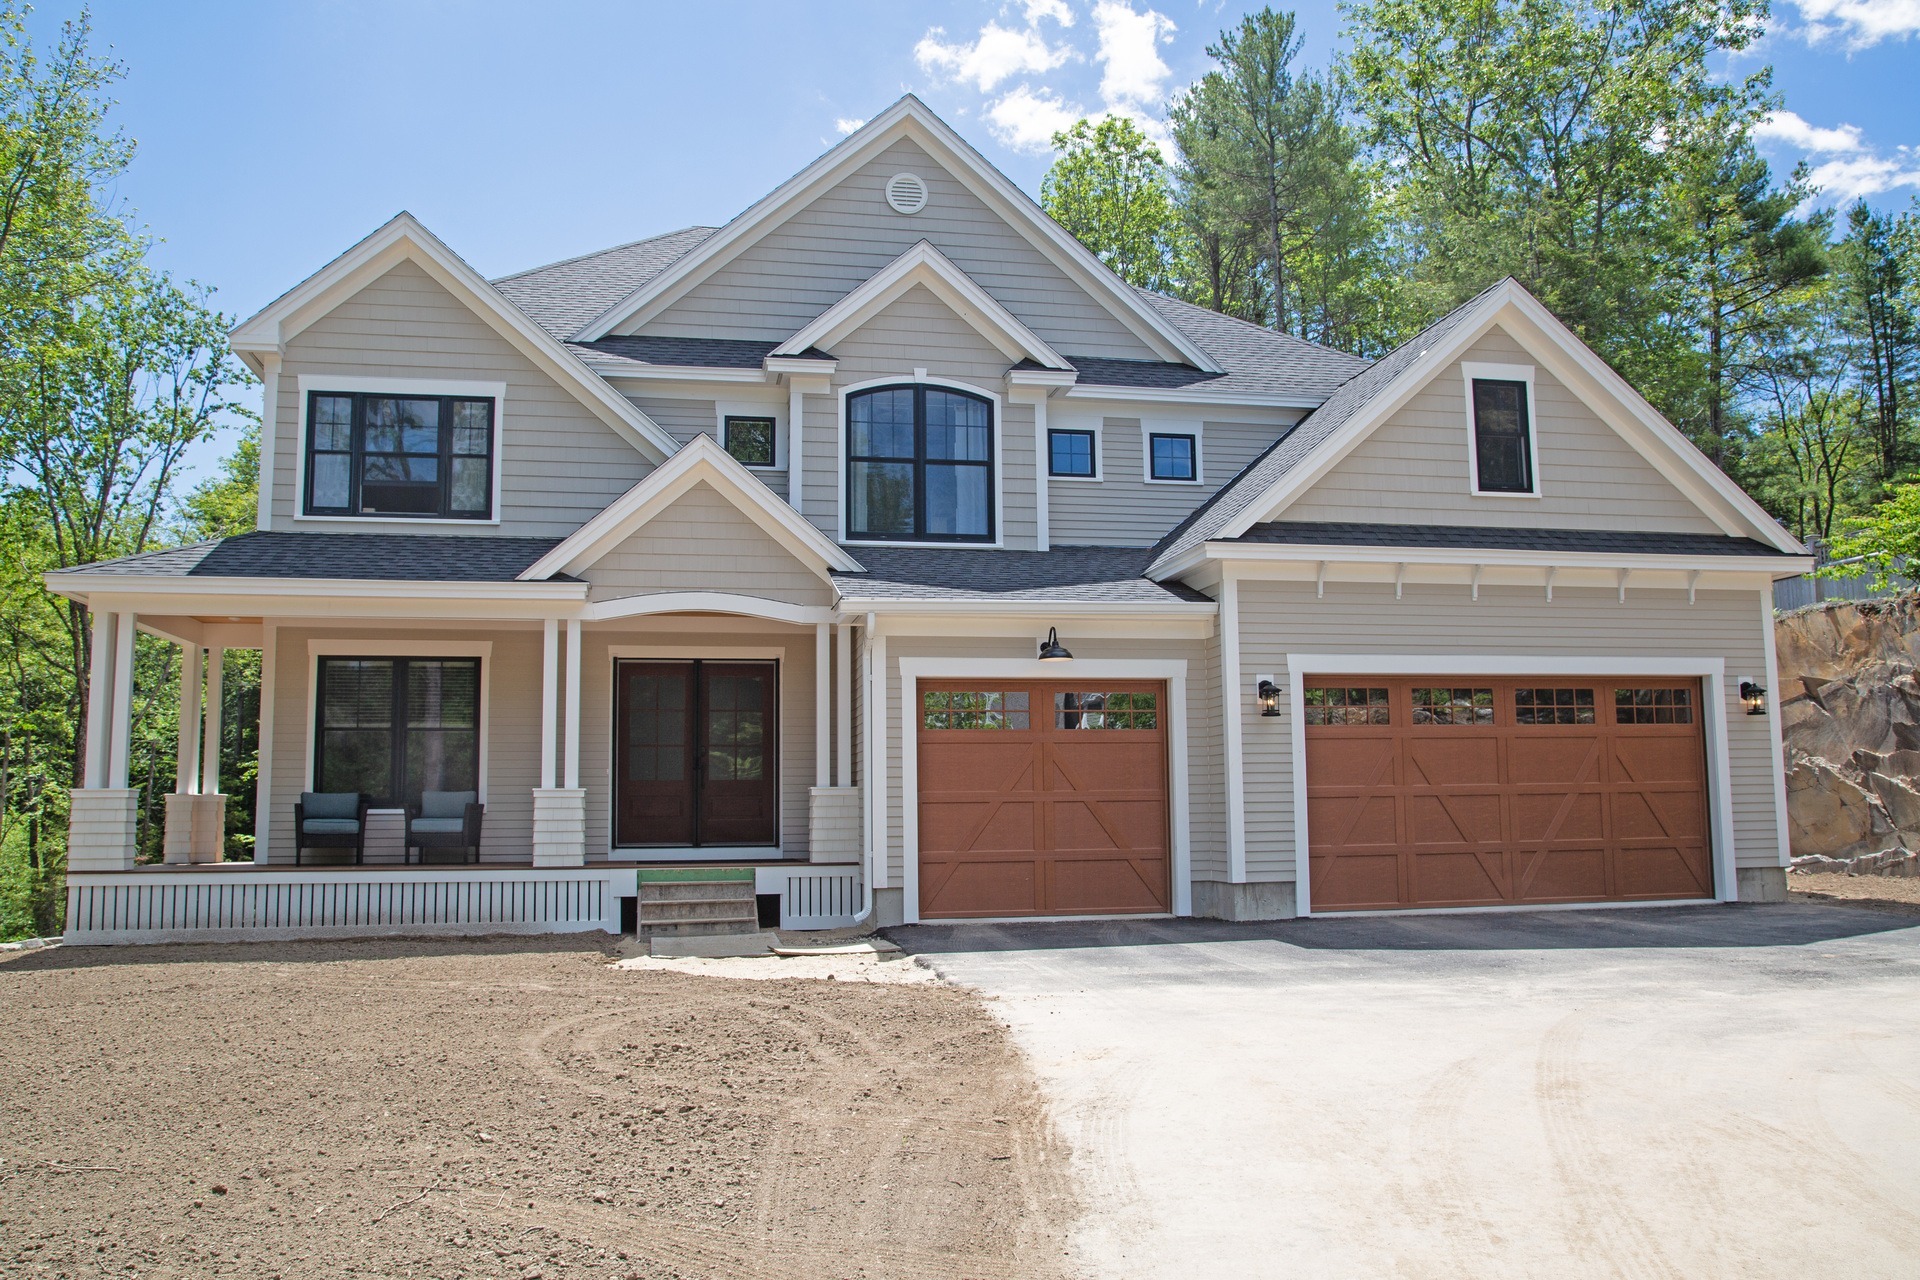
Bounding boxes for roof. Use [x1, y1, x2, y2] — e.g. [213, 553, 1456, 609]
[568, 335, 782, 374]
[831, 546, 1213, 605]
[1232, 522, 1799, 558]
[1149, 280, 1509, 570]
[51, 533, 572, 582]
[492, 226, 718, 341]
[1122, 291, 1370, 400]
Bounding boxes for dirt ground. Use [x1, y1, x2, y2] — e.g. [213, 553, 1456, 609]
[0, 937, 1078, 1280]
[1789, 871, 1920, 915]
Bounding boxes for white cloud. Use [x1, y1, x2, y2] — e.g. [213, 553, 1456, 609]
[1092, 0, 1176, 107]
[834, 117, 867, 136]
[985, 84, 1086, 153]
[916, 21, 1072, 93]
[1024, 0, 1075, 25]
[1806, 153, 1920, 201]
[1788, 0, 1920, 47]
[1754, 110, 1866, 154]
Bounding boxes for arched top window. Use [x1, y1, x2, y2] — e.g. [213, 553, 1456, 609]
[846, 384, 994, 543]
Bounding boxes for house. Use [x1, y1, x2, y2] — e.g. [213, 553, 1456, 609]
[47, 96, 1810, 944]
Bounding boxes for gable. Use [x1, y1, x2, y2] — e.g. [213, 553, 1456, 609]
[828, 283, 1013, 387]
[1279, 325, 1723, 534]
[629, 138, 1163, 362]
[270, 260, 657, 537]
[579, 481, 832, 607]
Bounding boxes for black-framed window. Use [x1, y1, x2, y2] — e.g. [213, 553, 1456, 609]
[304, 391, 495, 519]
[1048, 428, 1096, 478]
[314, 657, 479, 808]
[724, 416, 776, 467]
[1471, 379, 1533, 493]
[1148, 432, 1197, 482]
[846, 384, 993, 542]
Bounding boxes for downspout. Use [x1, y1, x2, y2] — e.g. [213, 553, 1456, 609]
[848, 611, 878, 927]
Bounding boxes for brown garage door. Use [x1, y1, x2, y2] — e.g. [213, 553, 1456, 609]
[917, 681, 1170, 919]
[1305, 677, 1712, 911]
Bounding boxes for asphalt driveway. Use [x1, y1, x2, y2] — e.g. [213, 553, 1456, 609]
[895, 904, 1920, 1280]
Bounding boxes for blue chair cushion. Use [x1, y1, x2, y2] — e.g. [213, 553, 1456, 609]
[301, 792, 359, 819]
[301, 818, 362, 836]
[409, 817, 466, 835]
[420, 790, 477, 819]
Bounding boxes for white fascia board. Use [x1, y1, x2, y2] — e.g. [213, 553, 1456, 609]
[586, 363, 771, 384]
[773, 240, 1071, 370]
[1062, 383, 1323, 410]
[580, 591, 837, 626]
[228, 212, 680, 462]
[573, 97, 1220, 372]
[763, 356, 839, 377]
[1198, 543, 1813, 577]
[833, 596, 1216, 617]
[519, 434, 864, 581]
[45, 574, 587, 600]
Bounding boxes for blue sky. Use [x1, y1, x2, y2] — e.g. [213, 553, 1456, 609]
[26, 0, 1920, 481]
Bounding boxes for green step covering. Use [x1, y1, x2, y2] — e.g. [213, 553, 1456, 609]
[635, 866, 756, 883]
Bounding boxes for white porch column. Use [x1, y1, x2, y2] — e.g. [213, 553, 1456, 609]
[174, 644, 202, 794]
[83, 609, 115, 790]
[532, 616, 585, 866]
[563, 618, 582, 790]
[70, 608, 138, 871]
[540, 617, 559, 790]
[200, 646, 223, 797]
[836, 622, 853, 786]
[815, 622, 831, 787]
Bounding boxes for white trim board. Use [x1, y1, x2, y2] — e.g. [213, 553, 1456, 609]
[229, 211, 679, 461]
[292, 375, 508, 528]
[895, 656, 1193, 925]
[303, 638, 494, 805]
[1280, 653, 1739, 919]
[773, 240, 1071, 370]
[573, 96, 1219, 371]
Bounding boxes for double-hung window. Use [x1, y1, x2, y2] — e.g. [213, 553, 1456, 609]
[313, 657, 480, 808]
[1048, 428, 1096, 478]
[305, 391, 495, 519]
[1148, 432, 1197, 482]
[846, 385, 993, 542]
[1469, 377, 1535, 494]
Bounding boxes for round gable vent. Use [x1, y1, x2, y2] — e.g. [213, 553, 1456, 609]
[884, 172, 929, 215]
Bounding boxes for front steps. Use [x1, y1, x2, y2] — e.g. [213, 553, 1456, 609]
[636, 868, 761, 937]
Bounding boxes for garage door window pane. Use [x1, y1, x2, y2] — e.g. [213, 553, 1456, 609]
[923, 690, 1028, 730]
[1615, 687, 1694, 724]
[1412, 687, 1494, 725]
[1056, 690, 1157, 730]
[1304, 687, 1390, 725]
[1515, 687, 1596, 725]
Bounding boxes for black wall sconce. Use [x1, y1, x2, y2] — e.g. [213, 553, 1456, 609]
[1256, 676, 1281, 717]
[1739, 681, 1767, 716]
[1038, 627, 1073, 662]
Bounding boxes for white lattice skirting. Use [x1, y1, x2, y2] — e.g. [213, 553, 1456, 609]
[66, 868, 627, 945]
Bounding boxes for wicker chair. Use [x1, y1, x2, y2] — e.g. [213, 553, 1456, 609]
[406, 790, 483, 864]
[294, 792, 369, 865]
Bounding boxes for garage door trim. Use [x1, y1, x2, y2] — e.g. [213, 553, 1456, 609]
[899, 658, 1193, 924]
[1283, 654, 1739, 917]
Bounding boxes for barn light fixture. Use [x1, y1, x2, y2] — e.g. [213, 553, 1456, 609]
[1739, 681, 1768, 716]
[1256, 677, 1281, 717]
[1038, 627, 1073, 662]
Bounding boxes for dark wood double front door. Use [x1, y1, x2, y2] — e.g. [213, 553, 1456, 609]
[615, 660, 778, 848]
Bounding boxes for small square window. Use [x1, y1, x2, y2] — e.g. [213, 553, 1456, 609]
[1049, 428, 1095, 478]
[724, 416, 776, 467]
[1471, 379, 1533, 493]
[1149, 432, 1196, 482]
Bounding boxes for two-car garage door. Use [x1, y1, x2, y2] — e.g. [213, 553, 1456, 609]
[1304, 676, 1714, 911]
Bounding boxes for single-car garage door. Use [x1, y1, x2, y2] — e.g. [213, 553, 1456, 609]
[917, 680, 1170, 919]
[1305, 677, 1712, 911]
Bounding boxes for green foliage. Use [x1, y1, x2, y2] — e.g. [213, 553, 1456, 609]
[1040, 116, 1177, 291]
[1836, 201, 1920, 485]
[1823, 481, 1920, 590]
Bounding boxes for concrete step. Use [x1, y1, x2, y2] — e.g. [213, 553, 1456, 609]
[640, 880, 756, 904]
[642, 917, 763, 938]
[640, 898, 759, 924]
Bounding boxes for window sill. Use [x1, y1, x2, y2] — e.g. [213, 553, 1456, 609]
[842, 537, 1004, 550]
[1048, 473, 1102, 483]
[1467, 489, 1542, 499]
[292, 514, 503, 528]
[1143, 477, 1203, 486]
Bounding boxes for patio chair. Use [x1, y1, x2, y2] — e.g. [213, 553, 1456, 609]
[294, 792, 369, 865]
[406, 790, 483, 864]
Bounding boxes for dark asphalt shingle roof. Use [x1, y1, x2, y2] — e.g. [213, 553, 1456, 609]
[1149, 281, 1510, 571]
[1125, 290, 1371, 400]
[832, 546, 1213, 605]
[1234, 522, 1797, 558]
[52, 533, 573, 582]
[492, 226, 718, 340]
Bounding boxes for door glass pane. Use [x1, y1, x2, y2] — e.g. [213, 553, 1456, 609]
[850, 460, 915, 537]
[924, 464, 988, 537]
[624, 670, 687, 781]
[706, 672, 767, 781]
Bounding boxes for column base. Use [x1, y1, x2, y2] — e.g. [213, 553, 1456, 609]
[163, 793, 228, 863]
[807, 786, 862, 864]
[531, 788, 587, 867]
[67, 789, 139, 871]
[1191, 879, 1298, 921]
